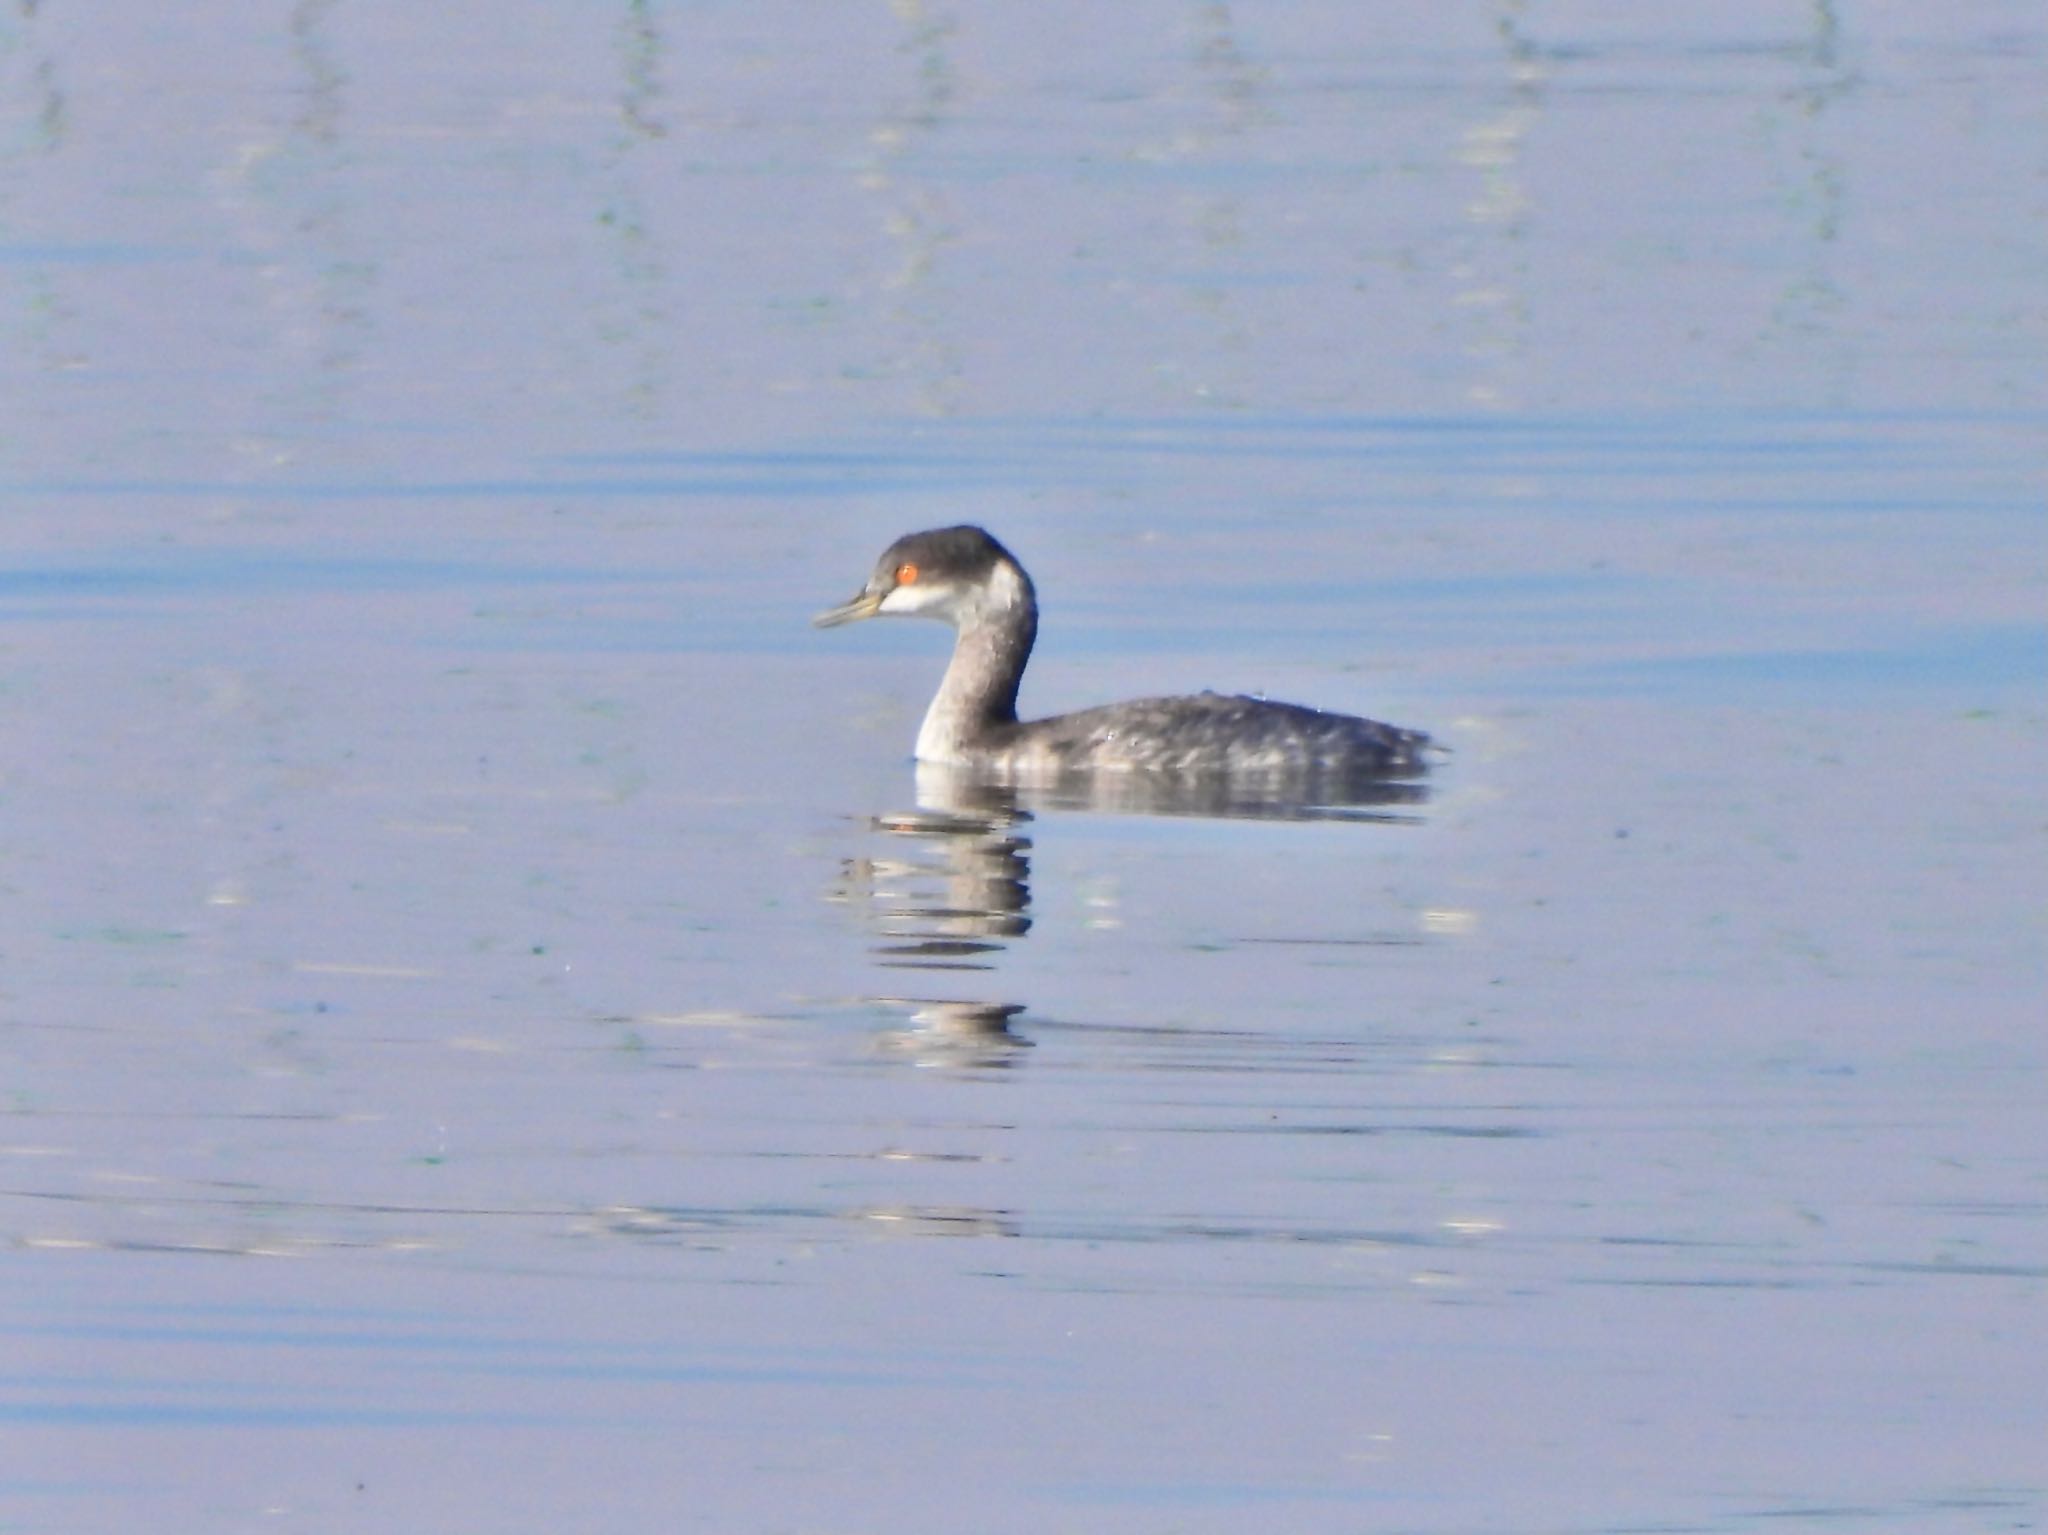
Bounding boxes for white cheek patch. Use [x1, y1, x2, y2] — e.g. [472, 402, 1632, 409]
[880, 582, 950, 617]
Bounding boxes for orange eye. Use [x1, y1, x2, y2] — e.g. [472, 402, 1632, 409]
[895, 562, 919, 585]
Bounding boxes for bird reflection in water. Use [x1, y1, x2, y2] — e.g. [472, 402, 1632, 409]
[826, 770, 1036, 1062]
[967, 764, 1431, 824]
[870, 999, 1030, 1068]
[832, 771, 1034, 969]
[829, 756, 1432, 1062]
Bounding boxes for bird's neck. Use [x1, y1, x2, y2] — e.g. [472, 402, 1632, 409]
[916, 560, 1038, 762]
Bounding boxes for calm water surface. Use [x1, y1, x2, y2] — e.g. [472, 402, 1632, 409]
[3, 3, 2044, 1532]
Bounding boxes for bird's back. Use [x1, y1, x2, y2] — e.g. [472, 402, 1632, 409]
[987, 691, 1431, 779]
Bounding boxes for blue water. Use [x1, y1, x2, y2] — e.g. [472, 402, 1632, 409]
[2, 3, 2043, 1532]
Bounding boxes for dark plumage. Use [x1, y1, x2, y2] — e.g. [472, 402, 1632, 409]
[815, 525, 1430, 785]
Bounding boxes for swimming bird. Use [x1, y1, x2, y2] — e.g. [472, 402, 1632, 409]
[815, 525, 1430, 785]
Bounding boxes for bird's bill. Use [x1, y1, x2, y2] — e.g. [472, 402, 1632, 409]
[812, 588, 886, 628]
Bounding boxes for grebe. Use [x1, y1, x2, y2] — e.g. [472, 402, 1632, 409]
[815, 526, 1431, 783]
